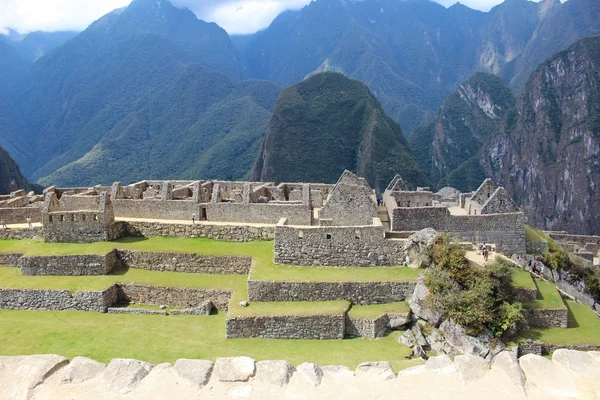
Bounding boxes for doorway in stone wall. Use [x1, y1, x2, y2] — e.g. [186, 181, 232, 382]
[201, 207, 207, 221]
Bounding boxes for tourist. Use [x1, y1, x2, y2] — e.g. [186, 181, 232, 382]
[532, 262, 538, 274]
[0, 219, 6, 229]
[540, 264, 545, 275]
[192, 213, 196, 224]
[26, 217, 32, 228]
[483, 248, 489, 262]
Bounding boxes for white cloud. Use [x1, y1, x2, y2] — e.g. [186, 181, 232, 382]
[0, 0, 132, 35]
[173, 0, 312, 35]
[1, 0, 548, 36]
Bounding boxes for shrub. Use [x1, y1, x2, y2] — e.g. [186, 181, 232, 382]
[424, 234, 524, 337]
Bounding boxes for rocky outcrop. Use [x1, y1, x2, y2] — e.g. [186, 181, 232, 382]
[439, 318, 504, 359]
[407, 277, 443, 327]
[403, 228, 436, 269]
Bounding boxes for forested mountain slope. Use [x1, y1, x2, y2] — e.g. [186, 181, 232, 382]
[250, 72, 428, 192]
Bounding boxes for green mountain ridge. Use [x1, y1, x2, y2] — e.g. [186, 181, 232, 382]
[250, 72, 429, 192]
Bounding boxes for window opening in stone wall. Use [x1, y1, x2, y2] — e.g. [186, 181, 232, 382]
[407, 201, 411, 207]
[93, 214, 98, 221]
[48, 215, 53, 223]
[82, 214, 86, 221]
[60, 215, 64, 222]
[71, 214, 75, 221]
[298, 230, 304, 239]
[355, 230, 361, 240]
[201, 207, 207, 221]
[326, 233, 332, 240]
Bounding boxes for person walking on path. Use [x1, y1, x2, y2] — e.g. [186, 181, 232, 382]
[0, 219, 7, 229]
[192, 213, 196, 224]
[26, 217, 32, 228]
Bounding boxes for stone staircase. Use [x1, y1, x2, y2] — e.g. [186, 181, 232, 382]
[377, 205, 390, 232]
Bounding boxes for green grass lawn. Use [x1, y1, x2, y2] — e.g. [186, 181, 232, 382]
[348, 302, 410, 318]
[523, 279, 566, 309]
[231, 301, 350, 317]
[523, 300, 600, 346]
[512, 267, 536, 290]
[0, 237, 420, 283]
[0, 310, 421, 372]
[524, 225, 547, 243]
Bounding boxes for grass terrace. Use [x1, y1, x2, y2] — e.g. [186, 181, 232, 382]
[512, 267, 536, 290]
[523, 279, 566, 310]
[0, 310, 420, 372]
[523, 300, 600, 346]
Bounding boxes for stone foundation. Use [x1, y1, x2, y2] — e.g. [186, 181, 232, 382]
[515, 287, 537, 302]
[0, 285, 118, 312]
[0, 227, 42, 240]
[247, 280, 415, 304]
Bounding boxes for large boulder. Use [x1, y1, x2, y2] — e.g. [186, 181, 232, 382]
[59, 356, 106, 384]
[5, 354, 69, 399]
[403, 228, 436, 268]
[398, 329, 415, 347]
[453, 354, 489, 383]
[296, 362, 323, 386]
[214, 357, 255, 382]
[425, 355, 456, 374]
[519, 354, 583, 398]
[102, 358, 153, 394]
[253, 360, 295, 387]
[355, 361, 395, 380]
[439, 318, 503, 358]
[490, 351, 526, 396]
[321, 365, 354, 379]
[408, 277, 443, 327]
[552, 349, 600, 379]
[173, 359, 214, 388]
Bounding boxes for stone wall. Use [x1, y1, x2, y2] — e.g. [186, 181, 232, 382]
[205, 203, 311, 226]
[344, 314, 388, 338]
[113, 199, 200, 220]
[117, 284, 231, 311]
[391, 191, 438, 207]
[123, 220, 274, 242]
[225, 314, 346, 339]
[0, 227, 42, 240]
[58, 195, 99, 211]
[390, 207, 525, 254]
[319, 181, 377, 226]
[515, 287, 537, 302]
[546, 232, 600, 248]
[523, 308, 568, 328]
[107, 308, 167, 315]
[0, 207, 42, 224]
[274, 219, 405, 266]
[118, 251, 251, 275]
[0, 285, 118, 312]
[0, 253, 23, 267]
[247, 280, 415, 304]
[19, 251, 118, 276]
[44, 212, 120, 243]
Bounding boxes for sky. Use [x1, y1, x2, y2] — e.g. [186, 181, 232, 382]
[0, 0, 546, 36]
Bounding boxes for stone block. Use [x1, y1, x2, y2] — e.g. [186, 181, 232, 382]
[214, 357, 255, 382]
[173, 359, 214, 388]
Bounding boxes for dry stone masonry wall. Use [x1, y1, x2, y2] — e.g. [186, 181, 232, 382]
[523, 308, 568, 328]
[0, 285, 118, 313]
[248, 280, 415, 304]
[344, 314, 389, 338]
[118, 251, 251, 274]
[274, 219, 405, 266]
[19, 251, 119, 276]
[118, 284, 231, 311]
[226, 314, 346, 339]
[124, 220, 274, 242]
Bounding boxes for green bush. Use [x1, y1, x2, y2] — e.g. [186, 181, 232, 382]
[424, 234, 524, 337]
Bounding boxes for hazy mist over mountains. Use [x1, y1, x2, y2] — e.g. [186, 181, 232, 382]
[0, 0, 599, 233]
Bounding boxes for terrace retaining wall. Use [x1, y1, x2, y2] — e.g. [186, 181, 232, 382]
[225, 314, 346, 339]
[523, 308, 568, 328]
[0, 285, 118, 312]
[0, 227, 42, 240]
[247, 280, 415, 304]
[124, 221, 274, 242]
[0, 207, 42, 224]
[344, 314, 389, 338]
[18, 251, 119, 276]
[118, 251, 251, 275]
[117, 284, 231, 311]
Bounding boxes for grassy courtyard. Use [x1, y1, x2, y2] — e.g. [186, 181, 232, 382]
[0, 310, 419, 371]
